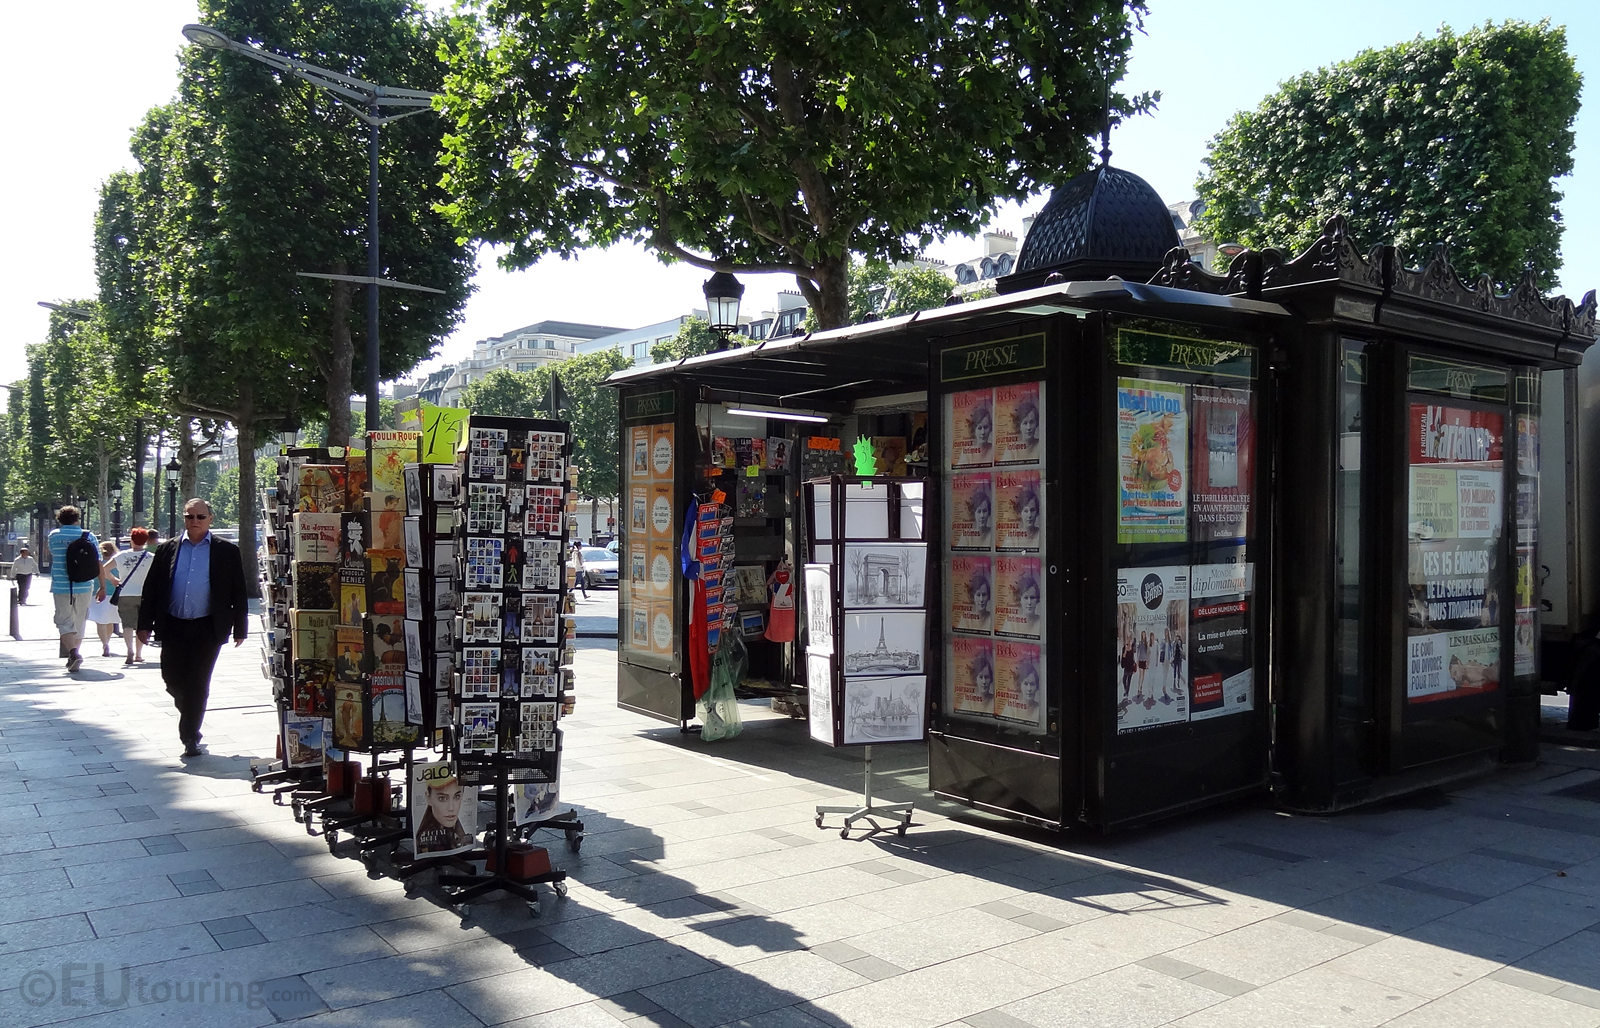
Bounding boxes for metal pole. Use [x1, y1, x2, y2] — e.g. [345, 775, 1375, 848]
[168, 483, 177, 538]
[366, 110, 381, 433]
[113, 500, 123, 542]
[131, 419, 145, 527]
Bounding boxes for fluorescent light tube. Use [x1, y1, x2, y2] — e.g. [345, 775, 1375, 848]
[723, 405, 830, 424]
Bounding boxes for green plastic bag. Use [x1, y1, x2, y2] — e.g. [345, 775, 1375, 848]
[698, 633, 746, 742]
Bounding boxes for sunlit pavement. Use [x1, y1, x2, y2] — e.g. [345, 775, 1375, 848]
[3, 586, 1600, 1027]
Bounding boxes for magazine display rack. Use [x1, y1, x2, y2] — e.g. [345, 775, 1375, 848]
[253, 444, 346, 802]
[436, 414, 582, 915]
[803, 476, 929, 837]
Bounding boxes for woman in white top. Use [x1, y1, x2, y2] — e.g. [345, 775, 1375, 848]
[110, 527, 155, 665]
[87, 540, 121, 657]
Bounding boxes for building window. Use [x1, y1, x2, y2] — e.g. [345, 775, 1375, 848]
[516, 362, 536, 372]
[632, 342, 648, 361]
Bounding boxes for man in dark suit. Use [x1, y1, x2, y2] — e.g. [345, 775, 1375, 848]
[138, 498, 250, 757]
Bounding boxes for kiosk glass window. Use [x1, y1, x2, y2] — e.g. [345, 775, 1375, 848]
[1111, 322, 1259, 735]
[1403, 356, 1508, 706]
[942, 375, 1048, 735]
[1336, 343, 1369, 713]
[1511, 370, 1541, 682]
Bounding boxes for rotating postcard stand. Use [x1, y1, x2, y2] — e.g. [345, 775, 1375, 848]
[435, 414, 580, 916]
[803, 476, 929, 837]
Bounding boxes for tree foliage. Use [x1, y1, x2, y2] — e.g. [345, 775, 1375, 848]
[650, 319, 725, 364]
[1192, 20, 1580, 291]
[437, 0, 1153, 328]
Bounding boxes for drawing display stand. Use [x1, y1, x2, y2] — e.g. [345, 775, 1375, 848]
[812, 745, 912, 837]
[437, 414, 580, 916]
[802, 476, 929, 838]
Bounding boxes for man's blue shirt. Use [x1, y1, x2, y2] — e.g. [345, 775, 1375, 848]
[170, 533, 212, 620]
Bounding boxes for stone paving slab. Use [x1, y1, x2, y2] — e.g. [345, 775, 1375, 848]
[5, 593, 1600, 1026]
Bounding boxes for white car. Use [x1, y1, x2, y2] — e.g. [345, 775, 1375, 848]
[579, 547, 619, 587]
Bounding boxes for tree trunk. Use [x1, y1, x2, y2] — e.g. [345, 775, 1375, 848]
[802, 256, 852, 330]
[96, 445, 111, 539]
[325, 272, 356, 448]
[235, 383, 262, 600]
[178, 421, 197, 504]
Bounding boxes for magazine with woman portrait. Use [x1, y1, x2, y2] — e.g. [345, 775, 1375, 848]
[947, 388, 995, 468]
[995, 382, 1043, 465]
[412, 760, 479, 858]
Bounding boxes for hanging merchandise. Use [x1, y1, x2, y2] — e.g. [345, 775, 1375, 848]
[698, 631, 746, 742]
[764, 557, 796, 643]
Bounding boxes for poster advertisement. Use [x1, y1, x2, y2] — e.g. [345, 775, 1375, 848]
[949, 635, 995, 717]
[1190, 386, 1253, 541]
[651, 423, 675, 478]
[947, 388, 995, 468]
[1408, 466, 1458, 539]
[947, 473, 994, 550]
[412, 761, 479, 858]
[284, 716, 323, 768]
[631, 427, 650, 477]
[994, 469, 1043, 551]
[1188, 562, 1254, 722]
[949, 555, 994, 634]
[1407, 628, 1500, 701]
[1515, 609, 1536, 678]
[650, 482, 675, 537]
[994, 640, 1044, 726]
[994, 382, 1043, 465]
[1115, 565, 1190, 732]
[1117, 379, 1188, 543]
[993, 555, 1043, 639]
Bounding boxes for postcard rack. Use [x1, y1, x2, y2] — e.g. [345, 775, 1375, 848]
[802, 476, 929, 837]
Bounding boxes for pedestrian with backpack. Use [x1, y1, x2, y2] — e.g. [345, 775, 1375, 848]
[47, 505, 109, 674]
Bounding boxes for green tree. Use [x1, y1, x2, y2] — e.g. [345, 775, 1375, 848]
[650, 318, 725, 364]
[558, 348, 631, 535]
[181, 0, 476, 446]
[1192, 20, 1580, 291]
[802, 259, 956, 330]
[460, 368, 555, 420]
[437, 1, 1153, 329]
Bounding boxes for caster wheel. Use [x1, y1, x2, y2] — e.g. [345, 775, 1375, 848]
[527, 901, 540, 917]
[252, 782, 263, 794]
[840, 828, 849, 839]
[815, 815, 823, 829]
[566, 832, 582, 853]
[553, 881, 569, 898]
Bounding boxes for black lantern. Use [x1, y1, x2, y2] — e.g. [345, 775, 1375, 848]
[111, 487, 124, 542]
[165, 459, 182, 537]
[702, 271, 745, 347]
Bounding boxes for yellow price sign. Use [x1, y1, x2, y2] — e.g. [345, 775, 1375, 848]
[416, 402, 468, 463]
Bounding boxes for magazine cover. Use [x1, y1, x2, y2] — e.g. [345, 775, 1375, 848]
[994, 555, 1043, 639]
[949, 635, 995, 717]
[338, 567, 367, 625]
[947, 388, 995, 468]
[292, 512, 342, 562]
[370, 671, 420, 745]
[949, 555, 994, 635]
[334, 625, 365, 681]
[947, 473, 994, 551]
[629, 487, 648, 534]
[368, 614, 407, 670]
[1115, 565, 1191, 732]
[767, 436, 792, 473]
[344, 452, 369, 510]
[284, 716, 324, 768]
[291, 660, 333, 717]
[339, 512, 368, 568]
[412, 761, 478, 858]
[293, 562, 338, 611]
[995, 639, 1044, 726]
[995, 382, 1043, 465]
[297, 465, 346, 513]
[710, 436, 737, 469]
[332, 681, 365, 749]
[651, 423, 675, 478]
[290, 609, 338, 662]
[367, 555, 404, 615]
[994, 469, 1043, 551]
[1117, 378, 1188, 543]
[631, 427, 650, 476]
[1190, 385, 1254, 541]
[514, 775, 561, 826]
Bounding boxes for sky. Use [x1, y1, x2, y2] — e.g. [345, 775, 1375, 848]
[3, 1, 1595, 404]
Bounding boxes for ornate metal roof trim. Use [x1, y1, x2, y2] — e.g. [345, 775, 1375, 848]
[1148, 215, 1596, 339]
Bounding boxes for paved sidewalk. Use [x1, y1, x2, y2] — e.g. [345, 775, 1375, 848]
[2, 589, 1600, 1027]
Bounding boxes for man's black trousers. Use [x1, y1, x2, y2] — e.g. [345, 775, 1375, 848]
[161, 616, 223, 747]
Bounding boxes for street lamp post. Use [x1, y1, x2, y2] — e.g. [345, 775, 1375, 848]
[166, 460, 182, 538]
[181, 24, 445, 426]
[111, 487, 124, 542]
